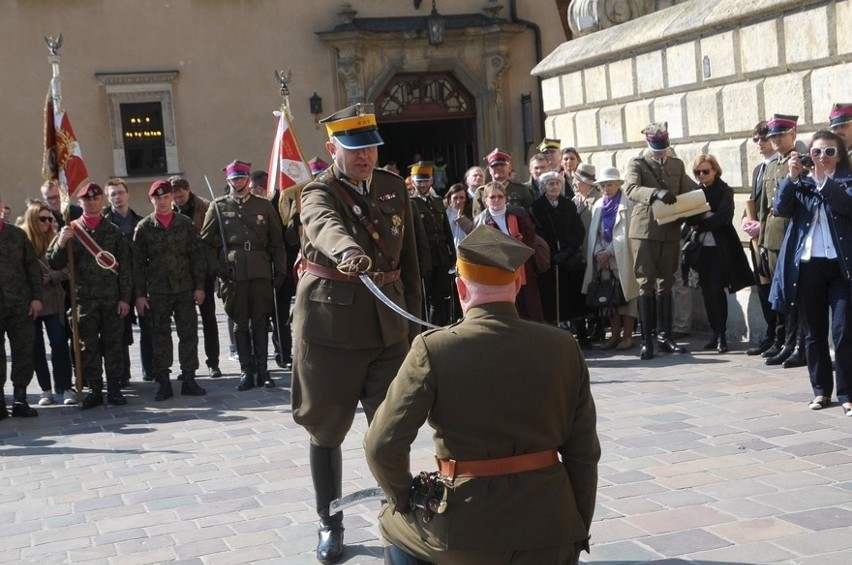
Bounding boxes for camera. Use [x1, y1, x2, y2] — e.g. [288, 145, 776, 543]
[800, 155, 814, 169]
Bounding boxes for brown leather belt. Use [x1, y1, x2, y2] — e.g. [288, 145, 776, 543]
[436, 449, 559, 480]
[304, 260, 400, 286]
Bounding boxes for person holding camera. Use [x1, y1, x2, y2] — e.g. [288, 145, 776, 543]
[770, 130, 852, 416]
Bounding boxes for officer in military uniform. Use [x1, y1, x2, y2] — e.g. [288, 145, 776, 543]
[829, 103, 852, 156]
[624, 122, 695, 360]
[538, 137, 562, 171]
[471, 149, 534, 216]
[291, 103, 421, 564]
[0, 193, 43, 418]
[365, 226, 600, 565]
[409, 161, 455, 327]
[133, 180, 207, 401]
[200, 161, 287, 391]
[48, 183, 132, 408]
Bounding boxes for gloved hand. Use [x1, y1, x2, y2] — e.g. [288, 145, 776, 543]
[217, 267, 234, 282]
[273, 273, 286, 290]
[655, 189, 677, 205]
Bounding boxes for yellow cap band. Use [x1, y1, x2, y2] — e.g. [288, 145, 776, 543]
[456, 258, 519, 285]
[325, 114, 378, 138]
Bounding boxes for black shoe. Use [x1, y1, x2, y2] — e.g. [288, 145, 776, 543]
[0, 401, 7, 420]
[783, 348, 806, 368]
[275, 354, 292, 369]
[181, 374, 207, 396]
[746, 337, 774, 356]
[639, 342, 654, 360]
[237, 373, 254, 391]
[119, 376, 131, 389]
[703, 336, 719, 350]
[142, 372, 155, 382]
[155, 379, 174, 401]
[107, 391, 127, 405]
[81, 391, 104, 410]
[11, 400, 38, 417]
[761, 342, 783, 358]
[577, 338, 593, 351]
[658, 336, 687, 354]
[261, 374, 276, 388]
[208, 366, 223, 378]
[765, 345, 794, 366]
[717, 335, 729, 354]
[316, 524, 344, 564]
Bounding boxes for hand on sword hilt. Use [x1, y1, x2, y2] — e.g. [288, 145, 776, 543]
[337, 249, 372, 275]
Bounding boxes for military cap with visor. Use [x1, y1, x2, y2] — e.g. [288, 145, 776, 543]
[319, 103, 384, 150]
[456, 225, 533, 286]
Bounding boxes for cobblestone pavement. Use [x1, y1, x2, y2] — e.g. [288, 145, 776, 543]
[3, 309, 852, 564]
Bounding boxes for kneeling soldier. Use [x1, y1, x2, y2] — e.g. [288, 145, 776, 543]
[133, 180, 207, 400]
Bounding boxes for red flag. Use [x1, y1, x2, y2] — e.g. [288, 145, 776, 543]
[43, 81, 88, 196]
[267, 110, 311, 199]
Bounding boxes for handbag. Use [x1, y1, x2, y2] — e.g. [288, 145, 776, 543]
[532, 234, 551, 274]
[585, 269, 626, 310]
[681, 229, 702, 269]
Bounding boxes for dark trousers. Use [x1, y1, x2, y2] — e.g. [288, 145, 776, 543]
[697, 246, 728, 335]
[34, 314, 73, 393]
[798, 258, 851, 403]
[197, 274, 219, 368]
[0, 304, 35, 389]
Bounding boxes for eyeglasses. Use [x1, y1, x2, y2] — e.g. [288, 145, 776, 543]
[38, 216, 54, 223]
[753, 136, 768, 143]
[694, 169, 713, 176]
[487, 194, 505, 200]
[810, 147, 838, 158]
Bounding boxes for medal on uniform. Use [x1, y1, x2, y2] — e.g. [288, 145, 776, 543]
[391, 226, 400, 237]
[257, 214, 265, 223]
[392, 214, 402, 227]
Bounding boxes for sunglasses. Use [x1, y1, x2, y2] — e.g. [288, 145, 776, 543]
[810, 147, 838, 158]
[752, 136, 768, 143]
[693, 168, 713, 176]
[38, 216, 54, 223]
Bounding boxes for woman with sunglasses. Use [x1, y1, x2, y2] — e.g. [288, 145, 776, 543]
[771, 130, 852, 416]
[683, 155, 752, 353]
[21, 201, 75, 405]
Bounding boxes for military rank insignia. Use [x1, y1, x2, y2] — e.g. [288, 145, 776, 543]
[377, 193, 396, 202]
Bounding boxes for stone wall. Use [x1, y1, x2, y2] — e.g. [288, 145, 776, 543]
[533, 0, 852, 340]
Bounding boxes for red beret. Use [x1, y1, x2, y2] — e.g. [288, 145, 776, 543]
[77, 183, 103, 198]
[148, 180, 172, 198]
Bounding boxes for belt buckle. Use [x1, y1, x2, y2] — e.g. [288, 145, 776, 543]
[373, 271, 385, 286]
[243, 241, 251, 252]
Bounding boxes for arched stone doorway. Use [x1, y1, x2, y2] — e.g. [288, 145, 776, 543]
[374, 72, 476, 188]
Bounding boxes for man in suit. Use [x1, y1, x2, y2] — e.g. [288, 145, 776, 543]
[624, 122, 695, 360]
[365, 225, 599, 565]
[291, 103, 421, 564]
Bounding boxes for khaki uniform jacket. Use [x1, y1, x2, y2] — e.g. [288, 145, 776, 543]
[759, 153, 792, 252]
[365, 302, 600, 552]
[0, 223, 42, 308]
[624, 153, 695, 241]
[132, 213, 206, 297]
[293, 166, 422, 349]
[199, 193, 287, 282]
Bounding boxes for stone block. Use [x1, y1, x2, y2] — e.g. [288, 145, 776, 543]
[561, 71, 584, 108]
[624, 101, 653, 143]
[636, 50, 665, 94]
[783, 7, 829, 65]
[609, 59, 635, 99]
[652, 93, 686, 139]
[666, 41, 698, 88]
[575, 108, 600, 148]
[599, 105, 624, 146]
[552, 113, 577, 149]
[673, 142, 710, 175]
[810, 62, 852, 125]
[586, 151, 616, 172]
[541, 76, 562, 113]
[739, 20, 780, 75]
[839, 0, 852, 55]
[707, 139, 748, 190]
[721, 80, 762, 135]
[700, 31, 738, 80]
[584, 64, 609, 103]
[762, 72, 808, 126]
[686, 88, 722, 137]
[614, 149, 642, 173]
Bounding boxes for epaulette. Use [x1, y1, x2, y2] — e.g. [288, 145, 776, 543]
[373, 167, 403, 180]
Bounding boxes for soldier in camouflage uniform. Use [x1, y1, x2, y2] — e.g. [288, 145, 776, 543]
[133, 180, 207, 401]
[47, 183, 132, 409]
[0, 194, 43, 419]
[200, 160, 287, 391]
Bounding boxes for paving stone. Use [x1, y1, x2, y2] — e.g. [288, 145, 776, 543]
[778, 507, 852, 531]
[640, 528, 731, 556]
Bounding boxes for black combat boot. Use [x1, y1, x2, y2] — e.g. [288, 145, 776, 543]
[106, 377, 127, 406]
[767, 310, 797, 366]
[311, 443, 344, 564]
[11, 387, 38, 417]
[235, 329, 255, 391]
[154, 373, 174, 401]
[180, 371, 207, 396]
[639, 294, 656, 360]
[657, 292, 687, 354]
[81, 380, 105, 409]
[253, 327, 275, 388]
[0, 397, 8, 420]
[783, 331, 806, 369]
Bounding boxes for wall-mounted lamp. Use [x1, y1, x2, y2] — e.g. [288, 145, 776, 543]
[427, 0, 444, 46]
[310, 92, 323, 128]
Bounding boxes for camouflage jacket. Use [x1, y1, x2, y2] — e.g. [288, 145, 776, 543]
[133, 213, 206, 296]
[0, 223, 42, 308]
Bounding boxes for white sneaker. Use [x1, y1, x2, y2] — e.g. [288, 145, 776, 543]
[63, 390, 78, 405]
[38, 391, 54, 406]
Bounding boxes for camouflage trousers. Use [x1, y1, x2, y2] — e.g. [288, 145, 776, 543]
[0, 304, 35, 389]
[146, 291, 199, 376]
[76, 297, 125, 386]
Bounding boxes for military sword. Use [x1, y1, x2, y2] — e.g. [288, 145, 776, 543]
[329, 487, 386, 514]
[358, 273, 441, 330]
[204, 175, 231, 275]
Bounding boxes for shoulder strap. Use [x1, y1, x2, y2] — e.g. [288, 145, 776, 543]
[71, 219, 119, 275]
[324, 174, 399, 270]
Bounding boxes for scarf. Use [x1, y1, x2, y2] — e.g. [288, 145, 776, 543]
[81, 212, 103, 231]
[156, 212, 174, 229]
[600, 190, 621, 243]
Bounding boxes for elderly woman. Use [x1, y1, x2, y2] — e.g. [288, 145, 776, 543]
[582, 167, 639, 349]
[771, 130, 852, 416]
[474, 182, 543, 321]
[530, 171, 585, 327]
[683, 154, 752, 353]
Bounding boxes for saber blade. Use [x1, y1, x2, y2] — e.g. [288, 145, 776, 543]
[358, 274, 441, 330]
[329, 487, 386, 514]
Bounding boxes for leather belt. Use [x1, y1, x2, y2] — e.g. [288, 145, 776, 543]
[304, 260, 400, 286]
[436, 449, 559, 480]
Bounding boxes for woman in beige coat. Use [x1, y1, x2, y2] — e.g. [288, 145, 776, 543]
[582, 167, 640, 349]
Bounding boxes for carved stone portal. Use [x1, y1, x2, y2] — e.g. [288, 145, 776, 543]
[567, 0, 653, 37]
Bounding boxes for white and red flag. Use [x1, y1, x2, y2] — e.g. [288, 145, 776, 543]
[267, 110, 312, 198]
[42, 76, 88, 197]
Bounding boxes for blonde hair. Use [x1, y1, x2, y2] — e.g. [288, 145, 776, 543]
[483, 181, 506, 198]
[692, 154, 723, 177]
[22, 200, 56, 256]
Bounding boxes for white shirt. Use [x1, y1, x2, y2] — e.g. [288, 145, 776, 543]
[801, 173, 837, 261]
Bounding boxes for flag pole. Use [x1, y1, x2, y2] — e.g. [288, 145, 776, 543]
[272, 68, 313, 215]
[44, 34, 84, 403]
